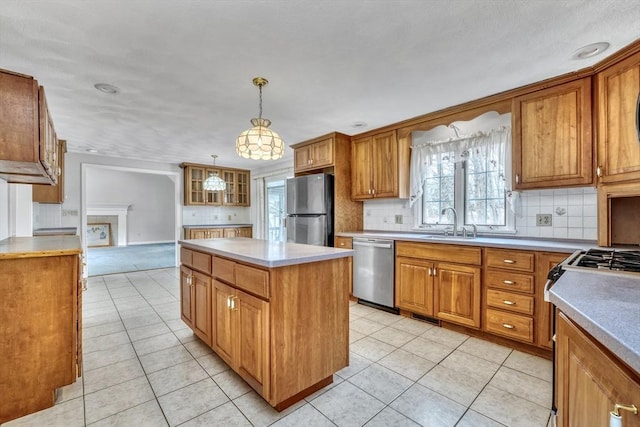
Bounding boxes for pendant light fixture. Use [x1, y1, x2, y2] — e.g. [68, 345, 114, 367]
[235, 77, 285, 160]
[203, 155, 227, 191]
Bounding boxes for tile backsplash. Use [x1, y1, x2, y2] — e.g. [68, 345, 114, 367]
[182, 206, 251, 226]
[363, 187, 598, 240]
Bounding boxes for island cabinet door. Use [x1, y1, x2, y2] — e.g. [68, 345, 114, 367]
[212, 280, 235, 367]
[180, 265, 194, 328]
[433, 263, 481, 328]
[192, 271, 212, 346]
[236, 289, 270, 400]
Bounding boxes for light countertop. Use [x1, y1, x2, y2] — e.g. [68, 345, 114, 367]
[0, 236, 82, 259]
[182, 224, 252, 229]
[337, 231, 595, 253]
[179, 237, 352, 268]
[549, 270, 640, 374]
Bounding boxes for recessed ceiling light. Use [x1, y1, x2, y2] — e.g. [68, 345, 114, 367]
[94, 83, 120, 94]
[352, 121, 368, 128]
[571, 42, 610, 60]
[86, 148, 98, 153]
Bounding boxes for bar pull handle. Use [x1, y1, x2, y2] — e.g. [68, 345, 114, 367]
[515, 174, 520, 185]
[503, 300, 516, 306]
[433, 267, 437, 277]
[610, 403, 637, 427]
[503, 280, 515, 285]
[503, 259, 516, 264]
[596, 165, 602, 178]
[502, 323, 515, 329]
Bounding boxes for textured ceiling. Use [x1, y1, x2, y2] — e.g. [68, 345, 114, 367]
[1, 1, 639, 170]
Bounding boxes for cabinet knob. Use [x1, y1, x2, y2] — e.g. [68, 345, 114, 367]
[502, 323, 515, 329]
[339, 242, 345, 246]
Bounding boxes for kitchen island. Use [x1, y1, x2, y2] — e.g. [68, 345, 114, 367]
[178, 237, 353, 410]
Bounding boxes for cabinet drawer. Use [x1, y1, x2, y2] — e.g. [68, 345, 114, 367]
[486, 289, 534, 315]
[485, 249, 534, 272]
[213, 256, 235, 284]
[335, 237, 353, 249]
[180, 247, 193, 266]
[396, 242, 482, 265]
[486, 309, 534, 343]
[236, 264, 270, 299]
[192, 251, 212, 274]
[485, 269, 534, 294]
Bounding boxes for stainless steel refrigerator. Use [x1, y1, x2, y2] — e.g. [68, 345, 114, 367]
[286, 173, 334, 247]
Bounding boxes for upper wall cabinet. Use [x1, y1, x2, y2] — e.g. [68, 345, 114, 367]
[512, 77, 593, 189]
[352, 130, 408, 200]
[33, 139, 66, 203]
[181, 163, 250, 206]
[292, 136, 334, 173]
[0, 69, 60, 185]
[595, 50, 640, 184]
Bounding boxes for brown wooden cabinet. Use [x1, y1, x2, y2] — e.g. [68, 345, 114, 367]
[0, 69, 60, 185]
[512, 77, 593, 189]
[0, 237, 81, 424]
[180, 265, 194, 328]
[181, 163, 250, 206]
[291, 133, 363, 234]
[556, 312, 640, 427]
[535, 252, 569, 349]
[192, 271, 212, 346]
[180, 248, 213, 345]
[293, 137, 334, 173]
[596, 50, 640, 184]
[396, 256, 434, 317]
[187, 226, 252, 240]
[484, 248, 536, 344]
[396, 241, 482, 328]
[180, 243, 349, 410]
[352, 130, 404, 199]
[213, 279, 270, 398]
[334, 236, 353, 295]
[32, 140, 66, 203]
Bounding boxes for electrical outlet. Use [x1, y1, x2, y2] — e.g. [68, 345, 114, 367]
[227, 215, 232, 220]
[395, 215, 403, 224]
[536, 214, 552, 226]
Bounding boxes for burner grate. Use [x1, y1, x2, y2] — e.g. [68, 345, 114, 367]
[574, 249, 640, 272]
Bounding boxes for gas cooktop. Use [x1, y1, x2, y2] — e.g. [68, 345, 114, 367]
[570, 249, 640, 273]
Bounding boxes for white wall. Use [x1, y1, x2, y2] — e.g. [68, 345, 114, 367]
[0, 179, 8, 240]
[86, 168, 175, 244]
[363, 187, 598, 240]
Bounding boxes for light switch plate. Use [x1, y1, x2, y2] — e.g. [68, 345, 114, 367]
[536, 213, 552, 226]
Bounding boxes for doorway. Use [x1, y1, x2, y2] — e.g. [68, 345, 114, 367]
[266, 179, 286, 242]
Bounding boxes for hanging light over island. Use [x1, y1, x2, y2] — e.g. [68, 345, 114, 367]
[235, 77, 285, 160]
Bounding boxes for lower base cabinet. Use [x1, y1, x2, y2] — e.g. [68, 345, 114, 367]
[180, 245, 349, 410]
[213, 280, 270, 398]
[0, 238, 82, 424]
[556, 312, 640, 427]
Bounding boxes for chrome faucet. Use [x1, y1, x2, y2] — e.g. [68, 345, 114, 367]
[441, 207, 458, 237]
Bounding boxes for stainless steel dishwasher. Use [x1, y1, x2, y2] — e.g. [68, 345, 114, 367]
[352, 237, 395, 310]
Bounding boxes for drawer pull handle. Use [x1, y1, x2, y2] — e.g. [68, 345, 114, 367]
[503, 259, 516, 264]
[502, 323, 515, 329]
[503, 300, 516, 306]
[503, 280, 515, 285]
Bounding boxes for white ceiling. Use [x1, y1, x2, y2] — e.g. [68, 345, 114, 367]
[1, 1, 639, 171]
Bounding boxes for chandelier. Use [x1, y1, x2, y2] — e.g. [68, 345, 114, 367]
[235, 77, 284, 160]
[203, 155, 226, 191]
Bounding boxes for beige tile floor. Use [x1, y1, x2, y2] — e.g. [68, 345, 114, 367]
[3, 268, 554, 427]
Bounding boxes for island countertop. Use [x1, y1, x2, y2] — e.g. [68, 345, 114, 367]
[179, 237, 353, 268]
[549, 270, 640, 374]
